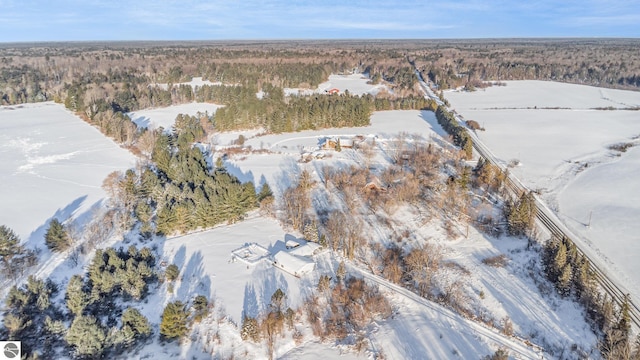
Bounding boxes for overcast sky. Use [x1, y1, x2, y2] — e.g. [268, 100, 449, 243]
[1, 0, 639, 42]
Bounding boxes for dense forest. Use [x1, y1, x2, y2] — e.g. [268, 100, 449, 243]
[409, 39, 640, 90]
[3, 39, 640, 108]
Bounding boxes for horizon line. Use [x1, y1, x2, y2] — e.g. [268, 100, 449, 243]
[2, 37, 640, 48]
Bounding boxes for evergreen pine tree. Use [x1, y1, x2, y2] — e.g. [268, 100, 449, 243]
[270, 288, 286, 313]
[0, 225, 27, 279]
[165, 264, 180, 282]
[257, 183, 273, 202]
[66, 315, 107, 357]
[44, 218, 70, 252]
[557, 264, 573, 296]
[192, 295, 209, 322]
[553, 242, 568, 281]
[302, 222, 319, 243]
[616, 294, 632, 340]
[66, 275, 89, 316]
[3, 312, 32, 339]
[160, 301, 189, 340]
[240, 315, 260, 342]
[44, 315, 66, 335]
[121, 307, 152, 339]
[506, 192, 537, 236]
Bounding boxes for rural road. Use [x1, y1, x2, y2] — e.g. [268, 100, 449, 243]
[348, 262, 543, 359]
[413, 63, 640, 332]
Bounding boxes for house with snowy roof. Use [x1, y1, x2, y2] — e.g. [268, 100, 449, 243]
[273, 251, 315, 277]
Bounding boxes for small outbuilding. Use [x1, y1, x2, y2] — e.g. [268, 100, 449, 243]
[288, 241, 322, 257]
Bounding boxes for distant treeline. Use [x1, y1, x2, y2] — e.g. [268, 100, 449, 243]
[3, 40, 640, 108]
[413, 40, 640, 91]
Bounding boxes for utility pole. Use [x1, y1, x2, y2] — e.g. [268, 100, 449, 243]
[587, 210, 592, 229]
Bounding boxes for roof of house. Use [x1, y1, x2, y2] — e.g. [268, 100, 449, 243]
[285, 239, 302, 248]
[288, 241, 321, 257]
[273, 251, 315, 276]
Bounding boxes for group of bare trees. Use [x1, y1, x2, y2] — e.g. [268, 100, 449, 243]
[305, 276, 391, 348]
[277, 133, 483, 313]
[241, 288, 297, 360]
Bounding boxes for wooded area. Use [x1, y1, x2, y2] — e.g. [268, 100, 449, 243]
[2, 39, 640, 359]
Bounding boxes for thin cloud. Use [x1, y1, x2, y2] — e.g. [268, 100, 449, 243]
[318, 20, 455, 32]
[0, 0, 638, 41]
[564, 13, 640, 27]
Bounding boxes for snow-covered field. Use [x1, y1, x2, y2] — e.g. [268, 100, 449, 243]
[447, 80, 640, 110]
[285, 73, 390, 97]
[127, 102, 223, 131]
[154, 77, 226, 90]
[447, 80, 640, 301]
[0, 102, 136, 244]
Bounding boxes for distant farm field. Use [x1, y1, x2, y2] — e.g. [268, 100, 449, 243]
[0, 102, 135, 244]
[447, 80, 640, 298]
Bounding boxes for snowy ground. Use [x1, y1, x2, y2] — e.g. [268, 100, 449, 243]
[152, 213, 560, 359]
[127, 102, 223, 132]
[159, 215, 309, 325]
[221, 110, 446, 196]
[191, 109, 594, 358]
[285, 73, 389, 97]
[447, 80, 640, 304]
[2, 102, 601, 358]
[0, 102, 136, 245]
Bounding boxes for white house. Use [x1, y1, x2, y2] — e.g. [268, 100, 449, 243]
[273, 251, 315, 277]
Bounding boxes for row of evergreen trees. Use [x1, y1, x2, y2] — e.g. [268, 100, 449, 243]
[196, 82, 436, 133]
[199, 62, 332, 88]
[58, 67, 438, 158]
[543, 237, 634, 356]
[435, 105, 473, 159]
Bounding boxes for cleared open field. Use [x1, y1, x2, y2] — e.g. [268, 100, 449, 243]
[0, 102, 136, 245]
[447, 80, 640, 297]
